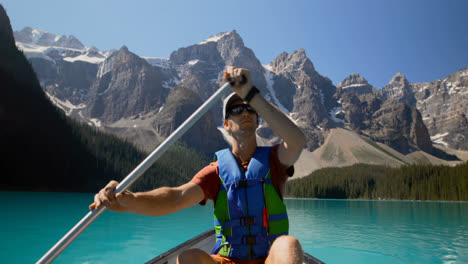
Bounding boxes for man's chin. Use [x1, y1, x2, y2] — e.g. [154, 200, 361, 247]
[240, 126, 257, 134]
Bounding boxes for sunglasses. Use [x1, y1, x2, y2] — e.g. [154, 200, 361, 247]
[227, 104, 257, 118]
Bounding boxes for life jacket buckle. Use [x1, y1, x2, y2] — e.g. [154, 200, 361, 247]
[240, 216, 255, 226]
[235, 179, 248, 189]
[242, 235, 257, 245]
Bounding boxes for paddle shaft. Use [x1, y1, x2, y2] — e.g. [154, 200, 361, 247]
[37, 82, 232, 264]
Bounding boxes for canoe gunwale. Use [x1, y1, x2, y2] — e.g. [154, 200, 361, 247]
[146, 229, 325, 264]
[145, 229, 215, 264]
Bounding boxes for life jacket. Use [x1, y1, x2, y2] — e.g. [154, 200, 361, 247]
[211, 146, 289, 260]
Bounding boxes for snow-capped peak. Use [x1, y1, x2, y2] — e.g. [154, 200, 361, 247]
[30, 28, 48, 44]
[15, 27, 85, 50]
[15, 27, 111, 64]
[199, 31, 232, 45]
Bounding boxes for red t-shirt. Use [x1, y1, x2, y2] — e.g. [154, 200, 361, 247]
[191, 145, 294, 205]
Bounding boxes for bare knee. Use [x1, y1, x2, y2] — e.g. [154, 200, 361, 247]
[274, 235, 301, 248]
[268, 235, 303, 264]
[177, 248, 215, 264]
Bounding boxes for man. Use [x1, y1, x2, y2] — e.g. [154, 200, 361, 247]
[90, 66, 306, 264]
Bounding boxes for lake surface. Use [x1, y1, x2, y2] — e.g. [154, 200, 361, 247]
[1, 192, 467, 263]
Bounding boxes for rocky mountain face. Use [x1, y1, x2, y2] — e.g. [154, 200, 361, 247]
[335, 74, 433, 154]
[169, 31, 270, 122]
[13, 28, 106, 110]
[152, 86, 226, 153]
[13, 27, 225, 153]
[86, 46, 167, 123]
[266, 49, 336, 150]
[30, 57, 98, 105]
[379, 70, 468, 150]
[368, 100, 433, 154]
[13, 26, 467, 160]
[337, 73, 376, 95]
[378, 73, 416, 107]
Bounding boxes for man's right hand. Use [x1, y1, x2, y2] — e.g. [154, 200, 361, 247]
[89, 180, 135, 212]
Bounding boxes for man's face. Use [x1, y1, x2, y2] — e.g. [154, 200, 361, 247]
[224, 99, 258, 135]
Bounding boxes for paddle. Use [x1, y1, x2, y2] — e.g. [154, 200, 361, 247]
[37, 82, 232, 264]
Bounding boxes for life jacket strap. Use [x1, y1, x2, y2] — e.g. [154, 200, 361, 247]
[219, 178, 273, 191]
[223, 232, 288, 245]
[210, 233, 229, 255]
[215, 216, 262, 228]
[215, 212, 287, 229]
[211, 232, 288, 256]
[268, 212, 288, 222]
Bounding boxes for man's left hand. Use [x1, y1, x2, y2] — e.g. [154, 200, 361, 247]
[224, 66, 253, 99]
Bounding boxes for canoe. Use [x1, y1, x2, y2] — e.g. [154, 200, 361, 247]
[146, 229, 325, 264]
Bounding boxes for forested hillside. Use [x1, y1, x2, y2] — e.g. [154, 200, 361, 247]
[285, 163, 468, 201]
[0, 6, 210, 193]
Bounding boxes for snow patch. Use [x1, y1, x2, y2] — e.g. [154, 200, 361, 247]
[162, 78, 180, 89]
[263, 65, 289, 114]
[17, 41, 104, 65]
[199, 32, 231, 44]
[445, 81, 462, 95]
[330, 106, 345, 124]
[460, 71, 468, 77]
[45, 92, 86, 116]
[31, 29, 47, 44]
[64, 54, 105, 64]
[188, 59, 199, 66]
[143, 57, 171, 68]
[89, 118, 103, 128]
[341, 83, 365, 89]
[431, 133, 449, 147]
[16, 42, 54, 62]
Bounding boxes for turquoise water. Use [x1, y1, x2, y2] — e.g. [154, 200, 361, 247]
[1, 192, 467, 263]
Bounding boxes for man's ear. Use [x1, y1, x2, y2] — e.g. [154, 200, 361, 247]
[224, 120, 232, 134]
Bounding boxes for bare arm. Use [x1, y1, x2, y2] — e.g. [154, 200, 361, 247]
[250, 94, 305, 167]
[89, 181, 205, 216]
[225, 66, 306, 167]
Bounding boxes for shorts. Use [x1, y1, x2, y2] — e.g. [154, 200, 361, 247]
[210, 254, 268, 264]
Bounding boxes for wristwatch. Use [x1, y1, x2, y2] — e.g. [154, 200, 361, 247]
[243, 86, 259, 104]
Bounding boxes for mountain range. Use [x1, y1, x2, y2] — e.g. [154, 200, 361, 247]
[0, 5, 212, 192]
[12, 26, 468, 176]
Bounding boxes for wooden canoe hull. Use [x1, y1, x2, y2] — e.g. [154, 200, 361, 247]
[146, 229, 324, 264]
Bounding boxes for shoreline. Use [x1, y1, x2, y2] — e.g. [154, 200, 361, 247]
[3, 190, 467, 203]
[283, 197, 468, 203]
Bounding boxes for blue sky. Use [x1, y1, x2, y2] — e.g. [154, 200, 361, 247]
[2, 0, 467, 88]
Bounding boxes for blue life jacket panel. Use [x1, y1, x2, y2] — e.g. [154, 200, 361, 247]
[212, 147, 289, 260]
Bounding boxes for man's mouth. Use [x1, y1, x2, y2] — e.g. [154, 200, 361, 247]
[241, 119, 253, 124]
